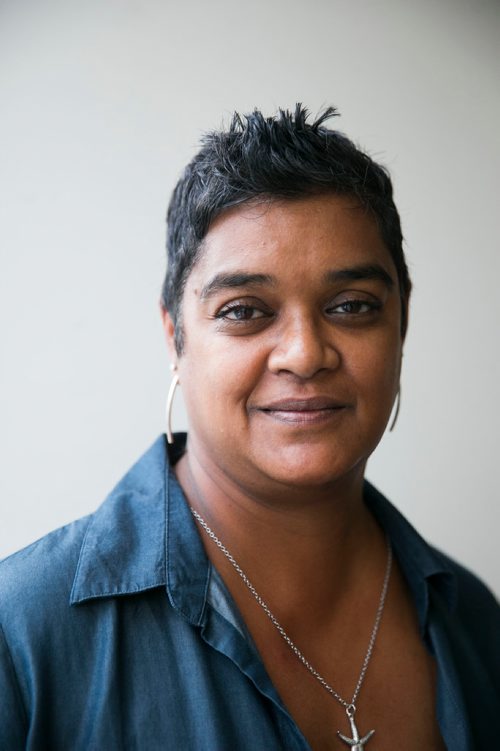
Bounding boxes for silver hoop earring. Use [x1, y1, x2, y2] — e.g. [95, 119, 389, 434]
[166, 371, 179, 445]
[389, 387, 401, 432]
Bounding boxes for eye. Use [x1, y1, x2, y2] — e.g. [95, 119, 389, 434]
[330, 300, 376, 314]
[215, 303, 269, 321]
[325, 297, 382, 318]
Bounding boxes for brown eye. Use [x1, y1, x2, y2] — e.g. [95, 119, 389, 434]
[336, 301, 372, 314]
[217, 304, 268, 321]
[326, 298, 382, 317]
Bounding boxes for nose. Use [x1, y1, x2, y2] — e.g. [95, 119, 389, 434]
[267, 313, 340, 379]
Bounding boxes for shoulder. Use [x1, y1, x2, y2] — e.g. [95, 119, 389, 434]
[365, 480, 500, 669]
[431, 545, 500, 634]
[429, 547, 500, 716]
[0, 516, 91, 630]
[0, 515, 94, 744]
[441, 549, 498, 608]
[365, 479, 499, 612]
[0, 435, 170, 625]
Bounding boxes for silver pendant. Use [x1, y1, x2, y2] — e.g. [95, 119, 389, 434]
[337, 706, 375, 750]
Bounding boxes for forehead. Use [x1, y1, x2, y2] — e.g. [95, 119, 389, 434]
[190, 194, 395, 284]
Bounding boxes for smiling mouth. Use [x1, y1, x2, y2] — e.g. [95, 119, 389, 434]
[256, 398, 350, 425]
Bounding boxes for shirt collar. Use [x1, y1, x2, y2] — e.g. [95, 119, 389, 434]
[364, 481, 458, 632]
[71, 434, 212, 626]
[71, 435, 457, 633]
[70, 435, 171, 605]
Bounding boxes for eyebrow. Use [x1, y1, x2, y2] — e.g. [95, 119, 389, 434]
[324, 264, 395, 289]
[199, 263, 395, 300]
[199, 272, 275, 300]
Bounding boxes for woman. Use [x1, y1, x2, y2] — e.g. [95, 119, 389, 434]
[1, 106, 498, 750]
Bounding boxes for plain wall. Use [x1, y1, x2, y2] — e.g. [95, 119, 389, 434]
[1, 0, 499, 596]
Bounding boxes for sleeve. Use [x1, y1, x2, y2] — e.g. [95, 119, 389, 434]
[0, 620, 28, 750]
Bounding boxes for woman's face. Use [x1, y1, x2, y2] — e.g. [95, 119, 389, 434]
[164, 194, 404, 494]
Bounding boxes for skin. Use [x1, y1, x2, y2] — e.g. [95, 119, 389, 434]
[165, 195, 402, 498]
[162, 194, 444, 750]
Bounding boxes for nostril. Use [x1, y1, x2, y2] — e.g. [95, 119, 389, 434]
[267, 326, 340, 379]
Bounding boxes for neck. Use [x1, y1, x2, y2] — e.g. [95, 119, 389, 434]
[175, 438, 386, 618]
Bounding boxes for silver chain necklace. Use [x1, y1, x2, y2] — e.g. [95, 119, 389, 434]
[191, 506, 392, 749]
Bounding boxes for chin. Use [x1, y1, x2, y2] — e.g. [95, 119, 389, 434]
[254, 442, 365, 489]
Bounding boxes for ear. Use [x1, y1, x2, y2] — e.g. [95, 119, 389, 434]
[160, 305, 178, 367]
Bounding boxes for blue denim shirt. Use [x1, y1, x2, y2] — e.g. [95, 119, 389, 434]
[1, 435, 499, 750]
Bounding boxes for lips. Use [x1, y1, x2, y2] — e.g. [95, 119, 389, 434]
[255, 396, 350, 425]
[260, 397, 347, 411]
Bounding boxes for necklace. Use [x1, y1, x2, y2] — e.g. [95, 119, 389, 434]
[191, 507, 392, 749]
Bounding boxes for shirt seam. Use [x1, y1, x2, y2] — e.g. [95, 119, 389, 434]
[0, 618, 29, 732]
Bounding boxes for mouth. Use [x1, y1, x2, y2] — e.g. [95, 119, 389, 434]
[255, 397, 350, 426]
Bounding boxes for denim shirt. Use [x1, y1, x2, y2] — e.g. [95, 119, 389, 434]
[1, 435, 499, 750]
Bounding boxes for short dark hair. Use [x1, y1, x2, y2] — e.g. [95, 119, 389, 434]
[162, 104, 411, 352]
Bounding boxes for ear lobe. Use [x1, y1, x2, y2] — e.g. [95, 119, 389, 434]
[159, 306, 178, 365]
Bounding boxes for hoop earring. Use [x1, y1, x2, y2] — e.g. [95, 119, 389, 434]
[166, 369, 179, 445]
[389, 387, 401, 432]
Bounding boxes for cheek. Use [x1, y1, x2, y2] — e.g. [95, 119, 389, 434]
[178, 343, 262, 427]
[347, 335, 401, 399]
[187, 327, 267, 384]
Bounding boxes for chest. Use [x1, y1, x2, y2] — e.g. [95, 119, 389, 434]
[272, 655, 445, 751]
[259, 636, 447, 751]
[231, 572, 447, 751]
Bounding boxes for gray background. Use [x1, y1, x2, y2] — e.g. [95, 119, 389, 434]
[1, 0, 499, 596]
